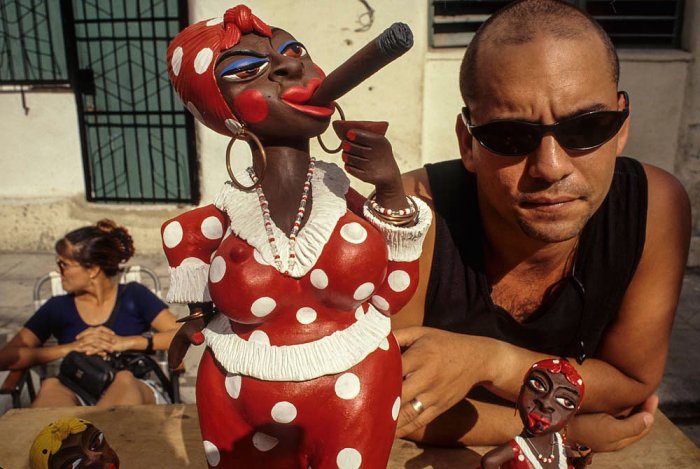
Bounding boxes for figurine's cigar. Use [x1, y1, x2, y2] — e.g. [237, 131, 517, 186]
[308, 22, 413, 106]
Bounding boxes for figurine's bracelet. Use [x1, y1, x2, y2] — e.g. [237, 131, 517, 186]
[367, 192, 419, 226]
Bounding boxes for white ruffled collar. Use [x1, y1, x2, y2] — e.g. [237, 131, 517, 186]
[214, 160, 350, 278]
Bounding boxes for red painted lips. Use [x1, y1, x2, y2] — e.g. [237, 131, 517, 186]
[281, 78, 334, 117]
[527, 412, 551, 433]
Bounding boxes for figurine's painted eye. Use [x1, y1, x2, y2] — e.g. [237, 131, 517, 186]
[556, 396, 576, 410]
[279, 41, 307, 58]
[89, 431, 104, 451]
[221, 58, 270, 82]
[528, 377, 546, 392]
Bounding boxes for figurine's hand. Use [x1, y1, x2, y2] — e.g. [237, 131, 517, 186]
[167, 318, 205, 369]
[567, 394, 657, 452]
[332, 120, 407, 209]
[394, 326, 486, 438]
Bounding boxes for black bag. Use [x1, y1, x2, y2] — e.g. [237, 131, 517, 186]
[57, 284, 128, 405]
[58, 351, 116, 405]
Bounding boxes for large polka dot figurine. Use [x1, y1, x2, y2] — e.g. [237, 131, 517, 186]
[162, 5, 431, 468]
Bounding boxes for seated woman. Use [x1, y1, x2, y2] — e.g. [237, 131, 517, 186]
[0, 219, 179, 407]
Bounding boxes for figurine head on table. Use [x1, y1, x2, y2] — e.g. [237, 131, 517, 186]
[518, 358, 585, 437]
[29, 418, 119, 469]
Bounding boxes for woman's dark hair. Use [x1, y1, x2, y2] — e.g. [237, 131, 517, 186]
[55, 219, 135, 277]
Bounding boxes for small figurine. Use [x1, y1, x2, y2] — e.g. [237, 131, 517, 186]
[29, 418, 119, 469]
[481, 359, 586, 469]
[162, 4, 429, 468]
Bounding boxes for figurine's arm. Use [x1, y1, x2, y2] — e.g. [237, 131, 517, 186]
[480, 442, 515, 469]
[162, 205, 229, 367]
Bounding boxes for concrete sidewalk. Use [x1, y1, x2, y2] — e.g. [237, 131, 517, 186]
[0, 251, 698, 446]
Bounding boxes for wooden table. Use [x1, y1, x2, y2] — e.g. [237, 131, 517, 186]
[0, 404, 698, 468]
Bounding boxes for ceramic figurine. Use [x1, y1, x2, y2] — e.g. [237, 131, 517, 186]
[480, 359, 587, 469]
[29, 418, 119, 469]
[161, 5, 430, 468]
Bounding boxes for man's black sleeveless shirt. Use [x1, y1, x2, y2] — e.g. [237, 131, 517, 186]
[424, 157, 647, 361]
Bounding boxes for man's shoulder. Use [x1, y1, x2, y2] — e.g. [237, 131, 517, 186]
[402, 159, 466, 205]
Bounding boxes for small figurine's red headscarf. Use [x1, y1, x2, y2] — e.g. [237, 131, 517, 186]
[528, 358, 585, 403]
[166, 5, 272, 136]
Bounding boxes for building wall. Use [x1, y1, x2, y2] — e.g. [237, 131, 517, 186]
[0, 0, 698, 263]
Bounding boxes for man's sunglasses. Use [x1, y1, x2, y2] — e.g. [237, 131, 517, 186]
[462, 91, 629, 157]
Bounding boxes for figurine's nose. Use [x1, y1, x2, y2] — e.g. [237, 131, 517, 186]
[269, 54, 304, 81]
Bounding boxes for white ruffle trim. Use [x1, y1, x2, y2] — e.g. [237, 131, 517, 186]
[166, 263, 211, 303]
[214, 160, 349, 278]
[202, 304, 391, 381]
[514, 433, 567, 469]
[362, 196, 432, 262]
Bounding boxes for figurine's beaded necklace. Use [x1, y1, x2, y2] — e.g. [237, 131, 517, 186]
[247, 157, 315, 275]
[523, 433, 555, 464]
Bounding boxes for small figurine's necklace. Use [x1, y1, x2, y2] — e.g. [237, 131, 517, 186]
[523, 433, 555, 464]
[247, 157, 314, 275]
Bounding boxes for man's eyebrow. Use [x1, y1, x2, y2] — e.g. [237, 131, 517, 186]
[216, 49, 267, 65]
[558, 102, 610, 120]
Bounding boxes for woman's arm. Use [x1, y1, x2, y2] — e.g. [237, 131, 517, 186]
[109, 308, 179, 353]
[0, 328, 72, 370]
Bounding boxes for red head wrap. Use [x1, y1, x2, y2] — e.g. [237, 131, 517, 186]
[528, 358, 585, 403]
[166, 5, 272, 136]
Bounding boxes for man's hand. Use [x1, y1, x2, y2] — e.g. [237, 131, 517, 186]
[568, 394, 658, 452]
[395, 326, 496, 438]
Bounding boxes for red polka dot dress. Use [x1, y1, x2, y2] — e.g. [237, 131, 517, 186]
[162, 161, 431, 468]
[503, 434, 572, 469]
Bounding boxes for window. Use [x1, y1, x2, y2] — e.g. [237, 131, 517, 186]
[0, 0, 69, 85]
[430, 0, 685, 49]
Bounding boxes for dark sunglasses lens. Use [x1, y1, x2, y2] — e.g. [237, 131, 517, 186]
[473, 121, 541, 156]
[556, 112, 624, 150]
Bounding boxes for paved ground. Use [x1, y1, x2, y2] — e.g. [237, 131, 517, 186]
[0, 251, 698, 447]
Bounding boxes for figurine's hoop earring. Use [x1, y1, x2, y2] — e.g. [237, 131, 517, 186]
[316, 103, 346, 154]
[226, 128, 267, 192]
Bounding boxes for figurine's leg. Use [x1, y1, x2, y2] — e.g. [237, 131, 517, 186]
[306, 335, 403, 469]
[197, 349, 306, 468]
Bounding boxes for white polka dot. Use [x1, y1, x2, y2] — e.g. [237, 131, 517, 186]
[209, 256, 226, 283]
[201, 216, 223, 240]
[335, 373, 361, 400]
[518, 454, 525, 462]
[171, 47, 183, 76]
[225, 119, 243, 135]
[354, 305, 365, 321]
[378, 337, 390, 351]
[296, 307, 317, 325]
[186, 101, 203, 122]
[206, 17, 223, 26]
[271, 401, 297, 423]
[223, 227, 232, 240]
[388, 270, 411, 292]
[249, 330, 270, 346]
[533, 363, 539, 368]
[180, 256, 205, 267]
[336, 448, 362, 469]
[194, 48, 213, 74]
[310, 269, 328, 289]
[577, 379, 583, 385]
[203, 440, 221, 466]
[251, 297, 276, 317]
[224, 373, 242, 398]
[252, 432, 278, 452]
[371, 295, 389, 312]
[353, 282, 375, 301]
[553, 359, 560, 364]
[392, 396, 401, 421]
[340, 222, 367, 244]
[253, 249, 269, 265]
[163, 221, 183, 248]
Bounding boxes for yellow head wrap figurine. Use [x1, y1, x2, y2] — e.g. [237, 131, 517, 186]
[29, 417, 119, 469]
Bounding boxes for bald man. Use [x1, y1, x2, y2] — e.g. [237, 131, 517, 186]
[393, 0, 690, 452]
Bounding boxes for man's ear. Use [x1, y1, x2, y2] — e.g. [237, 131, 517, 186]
[616, 93, 631, 156]
[456, 114, 476, 172]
